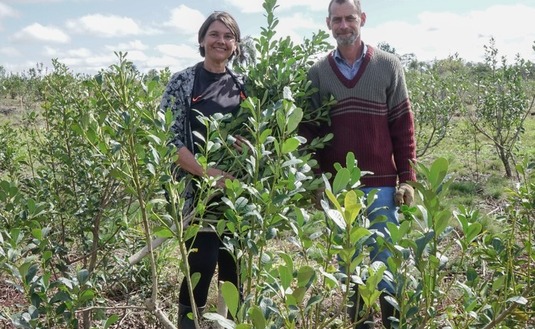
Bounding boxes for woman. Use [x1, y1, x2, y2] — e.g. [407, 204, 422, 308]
[159, 11, 246, 329]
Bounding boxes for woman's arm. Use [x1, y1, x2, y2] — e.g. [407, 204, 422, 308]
[177, 146, 234, 188]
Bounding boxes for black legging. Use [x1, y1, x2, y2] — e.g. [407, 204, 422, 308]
[178, 232, 238, 307]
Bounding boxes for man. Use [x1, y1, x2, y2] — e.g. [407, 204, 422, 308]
[300, 0, 417, 328]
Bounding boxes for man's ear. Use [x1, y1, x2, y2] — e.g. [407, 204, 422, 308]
[326, 16, 332, 30]
[360, 12, 367, 26]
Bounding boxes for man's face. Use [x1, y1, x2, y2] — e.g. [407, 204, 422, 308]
[326, 1, 366, 46]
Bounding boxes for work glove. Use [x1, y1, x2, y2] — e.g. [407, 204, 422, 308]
[395, 183, 414, 206]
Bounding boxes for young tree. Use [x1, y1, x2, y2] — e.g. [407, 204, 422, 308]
[468, 38, 534, 177]
[407, 55, 468, 157]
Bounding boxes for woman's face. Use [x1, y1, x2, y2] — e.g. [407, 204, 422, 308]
[200, 20, 237, 64]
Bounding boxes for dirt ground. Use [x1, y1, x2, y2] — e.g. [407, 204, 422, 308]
[0, 281, 26, 328]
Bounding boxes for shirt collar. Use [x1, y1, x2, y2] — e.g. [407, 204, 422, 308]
[333, 42, 368, 66]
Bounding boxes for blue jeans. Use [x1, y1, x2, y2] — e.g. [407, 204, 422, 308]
[353, 186, 398, 293]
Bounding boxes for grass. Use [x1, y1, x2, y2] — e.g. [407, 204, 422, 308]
[417, 115, 535, 213]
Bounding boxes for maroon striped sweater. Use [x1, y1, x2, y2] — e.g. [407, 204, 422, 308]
[302, 46, 417, 187]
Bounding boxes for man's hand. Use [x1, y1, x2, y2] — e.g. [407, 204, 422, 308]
[395, 183, 414, 206]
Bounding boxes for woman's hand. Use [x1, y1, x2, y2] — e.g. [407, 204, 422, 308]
[232, 135, 252, 154]
[205, 167, 234, 188]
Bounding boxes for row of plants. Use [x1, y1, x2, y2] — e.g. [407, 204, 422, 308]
[1, 0, 534, 328]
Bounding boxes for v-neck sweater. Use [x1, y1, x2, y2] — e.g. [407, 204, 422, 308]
[303, 45, 417, 187]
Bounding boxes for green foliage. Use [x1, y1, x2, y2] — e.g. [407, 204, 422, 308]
[0, 53, 176, 328]
[1, 1, 534, 328]
[0, 123, 24, 179]
[468, 38, 533, 177]
[0, 64, 47, 113]
[407, 55, 468, 157]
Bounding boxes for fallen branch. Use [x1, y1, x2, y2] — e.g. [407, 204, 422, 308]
[145, 298, 177, 329]
[128, 211, 194, 265]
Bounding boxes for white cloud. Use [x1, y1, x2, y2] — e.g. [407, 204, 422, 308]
[0, 2, 16, 17]
[0, 2, 18, 30]
[156, 43, 198, 59]
[120, 50, 147, 62]
[43, 46, 59, 57]
[13, 23, 70, 43]
[59, 52, 117, 73]
[106, 40, 148, 52]
[365, 4, 535, 63]
[0, 46, 19, 56]
[276, 0, 327, 12]
[277, 12, 325, 42]
[164, 5, 205, 35]
[66, 14, 148, 38]
[66, 47, 92, 58]
[224, 0, 326, 13]
[143, 55, 190, 73]
[3, 0, 61, 3]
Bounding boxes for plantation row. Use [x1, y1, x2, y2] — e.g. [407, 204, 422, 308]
[1, 1, 534, 328]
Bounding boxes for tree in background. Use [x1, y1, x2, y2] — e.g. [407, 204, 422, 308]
[468, 38, 534, 178]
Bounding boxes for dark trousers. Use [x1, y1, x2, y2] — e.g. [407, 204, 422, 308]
[178, 232, 238, 307]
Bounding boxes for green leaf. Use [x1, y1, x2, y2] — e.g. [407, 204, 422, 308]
[388, 220, 410, 244]
[319, 268, 338, 289]
[50, 291, 71, 304]
[78, 289, 95, 304]
[305, 295, 323, 312]
[25, 264, 39, 285]
[349, 227, 371, 246]
[414, 231, 434, 266]
[259, 128, 272, 144]
[344, 190, 362, 225]
[281, 137, 300, 153]
[190, 272, 201, 290]
[249, 306, 266, 329]
[221, 281, 240, 319]
[507, 296, 528, 305]
[292, 287, 307, 304]
[153, 227, 175, 238]
[236, 325, 253, 329]
[333, 168, 350, 194]
[465, 223, 482, 243]
[345, 152, 356, 171]
[286, 107, 303, 134]
[326, 209, 346, 230]
[429, 157, 448, 190]
[276, 109, 286, 133]
[18, 262, 31, 283]
[434, 210, 452, 236]
[492, 275, 505, 291]
[104, 315, 119, 329]
[296, 265, 315, 288]
[77, 269, 90, 285]
[278, 253, 294, 290]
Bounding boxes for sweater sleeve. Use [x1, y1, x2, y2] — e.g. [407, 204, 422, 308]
[298, 66, 322, 146]
[387, 59, 417, 183]
[160, 67, 196, 150]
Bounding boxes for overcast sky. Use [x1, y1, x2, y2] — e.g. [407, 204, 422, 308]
[1, 0, 535, 75]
